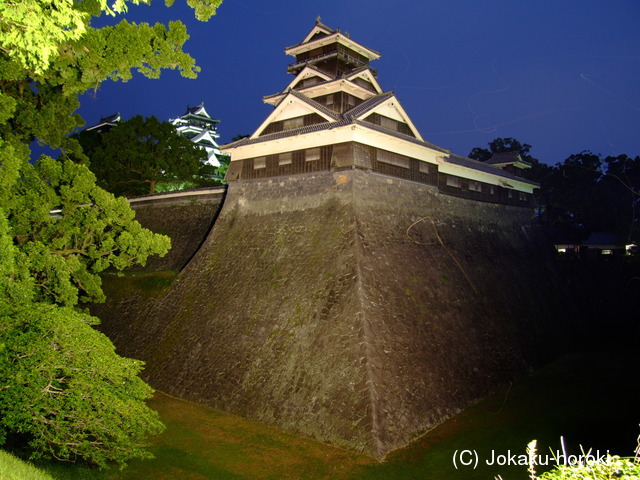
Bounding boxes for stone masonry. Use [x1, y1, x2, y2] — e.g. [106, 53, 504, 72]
[94, 170, 573, 459]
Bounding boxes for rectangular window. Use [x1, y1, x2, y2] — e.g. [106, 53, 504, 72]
[254, 157, 266, 169]
[305, 147, 320, 162]
[377, 149, 410, 168]
[326, 94, 334, 106]
[418, 162, 430, 174]
[446, 176, 461, 188]
[278, 152, 292, 166]
[469, 180, 482, 192]
[519, 192, 528, 201]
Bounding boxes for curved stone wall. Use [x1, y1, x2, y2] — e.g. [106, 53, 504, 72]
[93, 171, 574, 458]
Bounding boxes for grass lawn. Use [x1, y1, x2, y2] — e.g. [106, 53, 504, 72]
[39, 345, 638, 480]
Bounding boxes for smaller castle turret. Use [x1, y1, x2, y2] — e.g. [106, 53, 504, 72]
[170, 104, 223, 167]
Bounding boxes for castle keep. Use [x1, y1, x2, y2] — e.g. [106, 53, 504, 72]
[94, 21, 571, 459]
[223, 20, 537, 206]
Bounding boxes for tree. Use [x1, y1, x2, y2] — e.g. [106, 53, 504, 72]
[0, 150, 170, 467]
[0, 0, 222, 467]
[76, 115, 208, 196]
[539, 151, 603, 233]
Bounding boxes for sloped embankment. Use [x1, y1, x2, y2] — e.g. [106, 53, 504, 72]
[93, 170, 574, 459]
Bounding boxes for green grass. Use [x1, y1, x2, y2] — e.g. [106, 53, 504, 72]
[33, 345, 638, 480]
[0, 451, 55, 480]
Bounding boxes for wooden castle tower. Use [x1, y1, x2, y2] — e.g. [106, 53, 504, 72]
[223, 19, 537, 206]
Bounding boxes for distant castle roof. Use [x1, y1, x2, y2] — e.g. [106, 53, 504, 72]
[485, 151, 532, 169]
[85, 113, 121, 131]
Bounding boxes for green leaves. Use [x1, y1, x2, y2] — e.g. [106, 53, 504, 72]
[0, 0, 219, 75]
[0, 303, 164, 468]
[0, 0, 222, 467]
[1, 154, 171, 306]
[0, 152, 169, 466]
[78, 115, 208, 195]
[0, 0, 89, 74]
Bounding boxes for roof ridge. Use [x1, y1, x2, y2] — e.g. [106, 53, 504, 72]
[445, 153, 539, 186]
[353, 119, 449, 153]
[287, 89, 341, 120]
[343, 91, 395, 120]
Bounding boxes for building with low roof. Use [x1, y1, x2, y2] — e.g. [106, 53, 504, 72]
[85, 113, 121, 133]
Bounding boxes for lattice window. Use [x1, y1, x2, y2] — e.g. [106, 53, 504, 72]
[446, 176, 461, 188]
[278, 152, 292, 166]
[469, 180, 482, 192]
[305, 147, 320, 162]
[377, 149, 410, 168]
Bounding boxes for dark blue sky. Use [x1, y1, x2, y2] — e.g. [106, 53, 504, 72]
[79, 0, 640, 165]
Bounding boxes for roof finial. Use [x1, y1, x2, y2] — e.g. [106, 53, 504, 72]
[315, 15, 321, 25]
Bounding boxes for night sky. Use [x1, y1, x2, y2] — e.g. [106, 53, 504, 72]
[78, 0, 640, 166]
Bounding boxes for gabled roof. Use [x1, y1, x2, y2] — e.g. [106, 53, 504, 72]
[171, 104, 219, 128]
[347, 92, 424, 141]
[224, 92, 445, 153]
[285, 65, 333, 91]
[85, 113, 121, 131]
[345, 67, 383, 93]
[191, 130, 221, 148]
[285, 22, 380, 61]
[486, 151, 532, 169]
[299, 20, 336, 44]
[183, 104, 213, 118]
[252, 90, 339, 138]
[264, 74, 381, 106]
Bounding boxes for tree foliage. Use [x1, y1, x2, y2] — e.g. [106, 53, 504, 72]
[76, 115, 208, 195]
[0, 0, 222, 75]
[0, 0, 222, 468]
[469, 139, 640, 240]
[539, 152, 640, 240]
[0, 146, 170, 467]
[0, 303, 164, 468]
[1, 153, 171, 305]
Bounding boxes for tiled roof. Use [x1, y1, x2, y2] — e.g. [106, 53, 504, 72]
[286, 89, 341, 121]
[352, 119, 449, 153]
[265, 74, 380, 103]
[85, 112, 121, 131]
[344, 92, 394, 120]
[222, 120, 538, 188]
[446, 154, 539, 186]
[223, 91, 450, 152]
[221, 118, 353, 148]
[485, 151, 524, 165]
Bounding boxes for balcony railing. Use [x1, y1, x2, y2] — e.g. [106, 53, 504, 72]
[287, 50, 368, 72]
